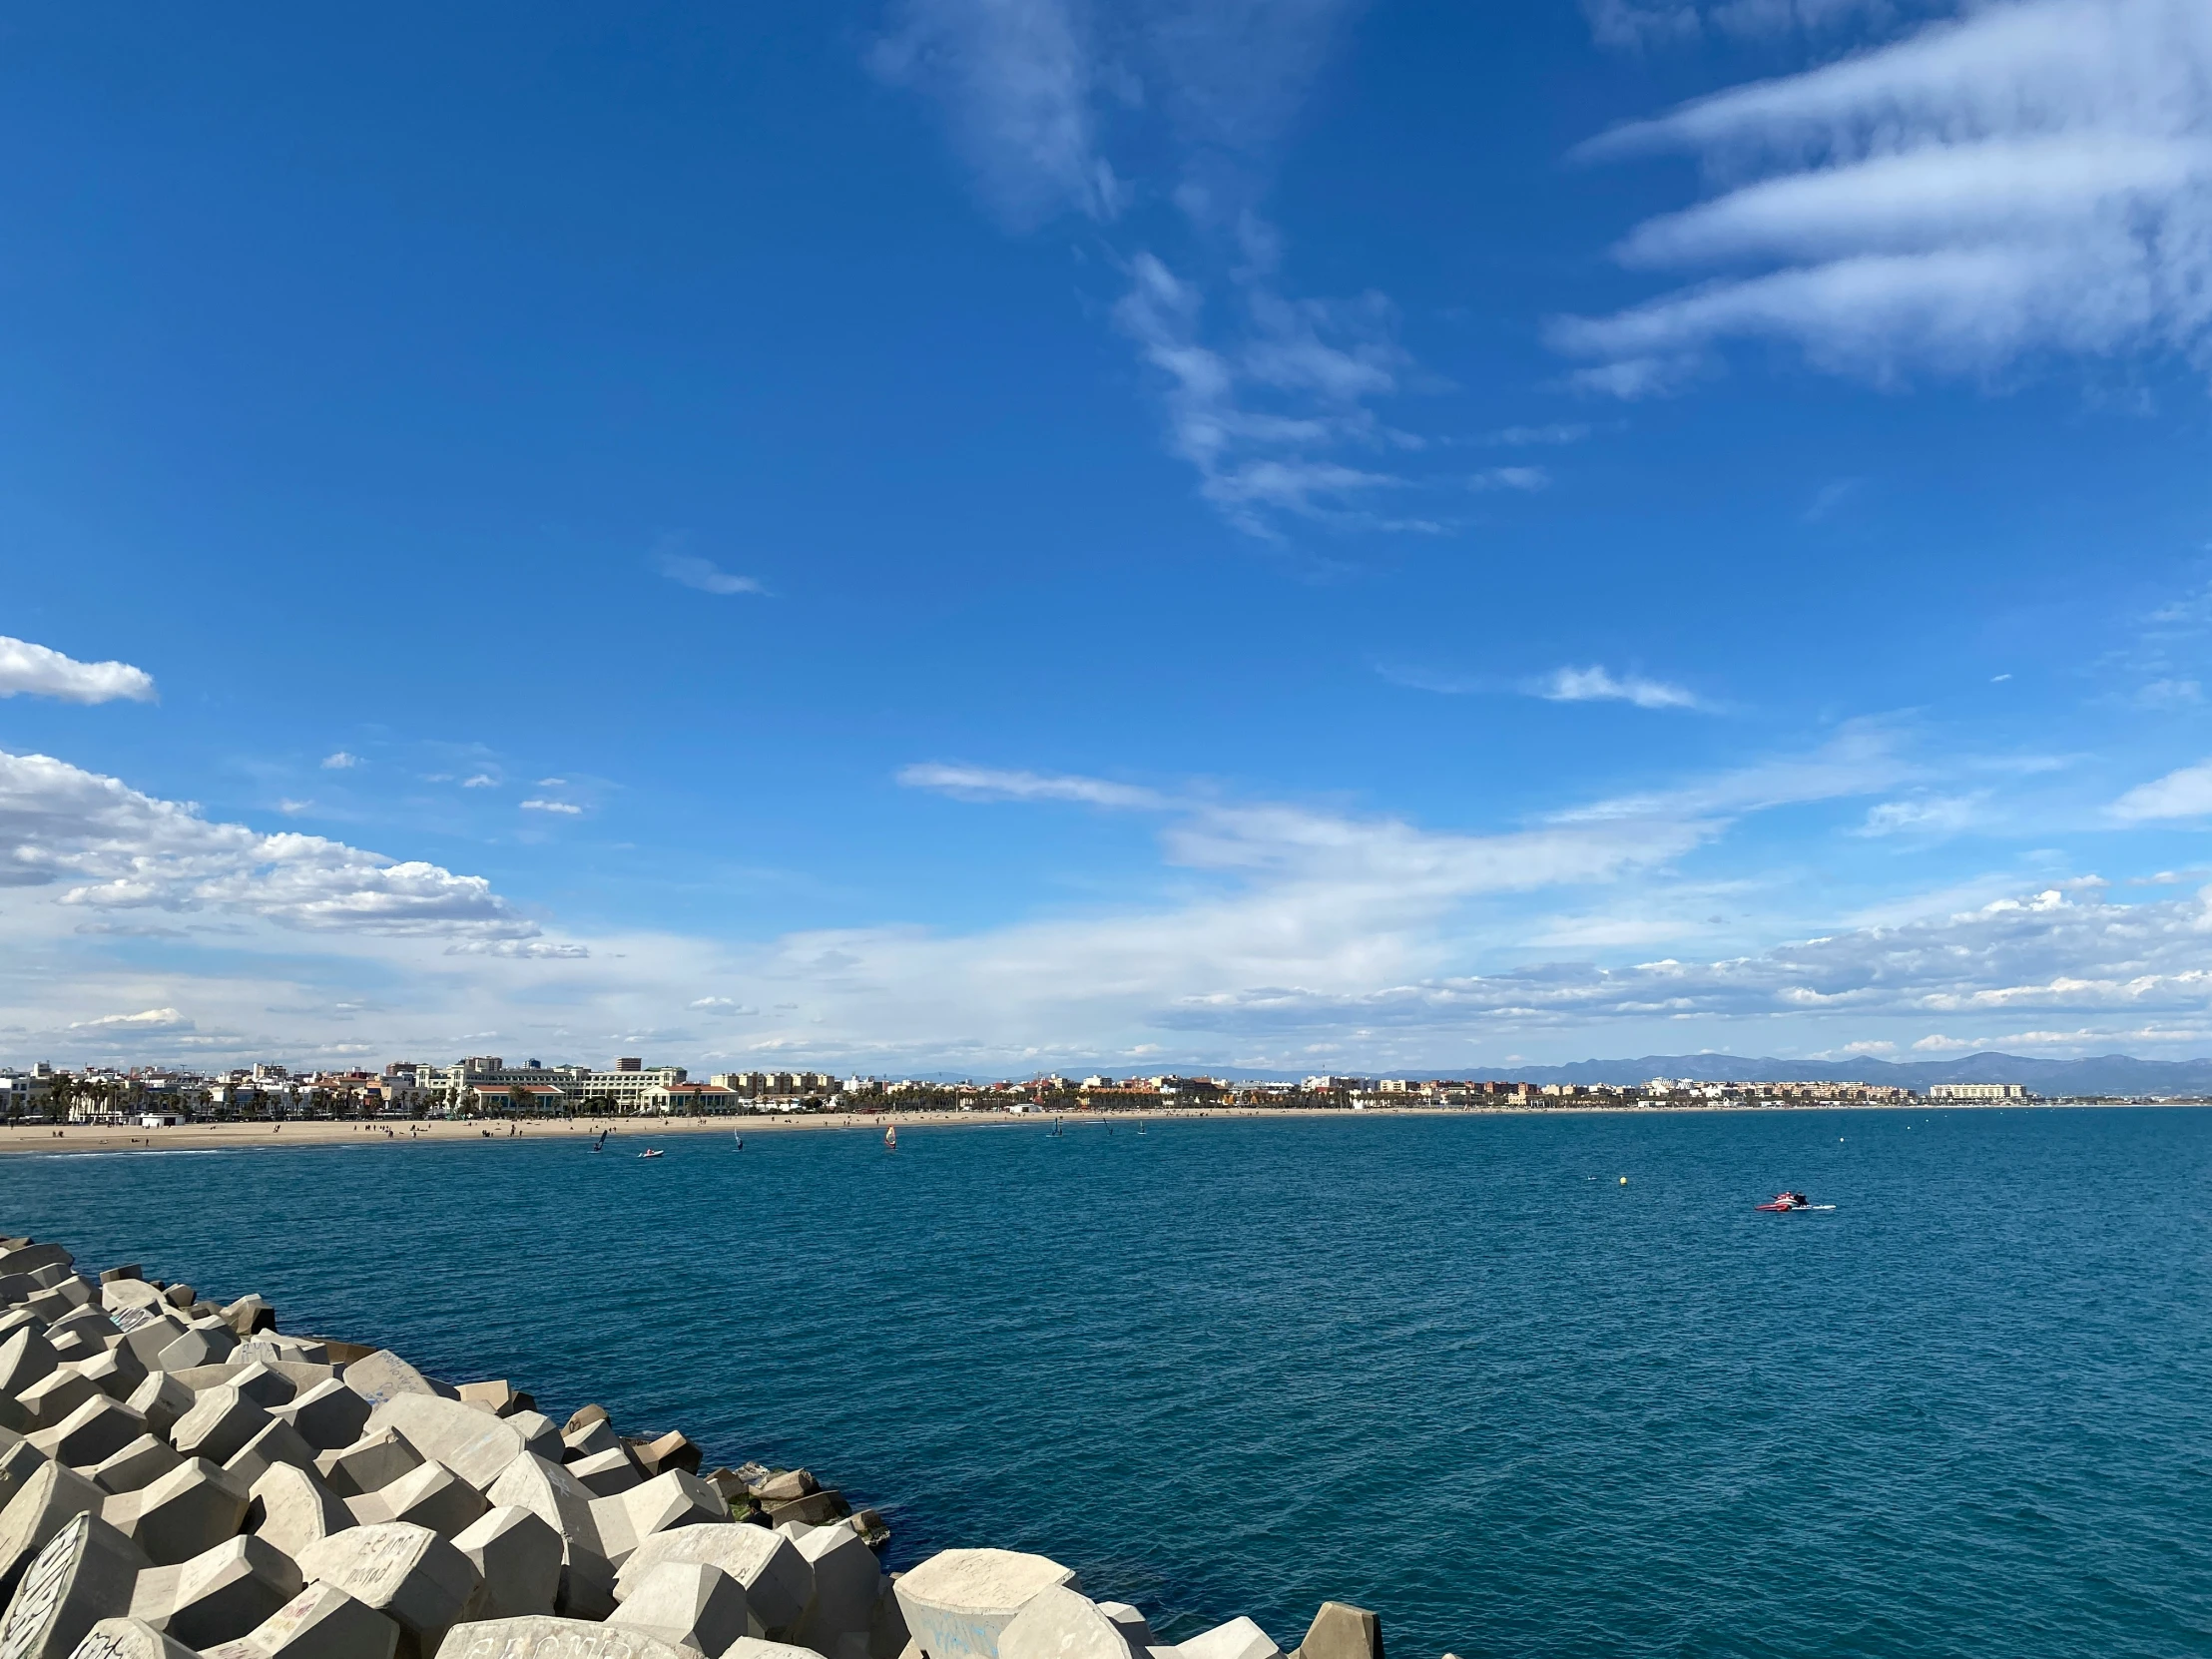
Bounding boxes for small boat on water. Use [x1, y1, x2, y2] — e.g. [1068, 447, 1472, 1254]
[637, 1148, 664, 1160]
[883, 1124, 896, 1150]
[1756, 1190, 1833, 1211]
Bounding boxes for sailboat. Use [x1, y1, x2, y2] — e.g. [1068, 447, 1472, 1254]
[883, 1123, 896, 1151]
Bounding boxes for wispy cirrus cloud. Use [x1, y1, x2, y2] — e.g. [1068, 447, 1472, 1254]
[1529, 665, 1707, 711]
[1555, 0, 2212, 394]
[1470, 465, 1551, 492]
[878, 1, 1443, 540]
[657, 552, 765, 597]
[2110, 759, 2212, 821]
[869, 0, 1123, 227]
[0, 637, 155, 705]
[899, 763, 1169, 810]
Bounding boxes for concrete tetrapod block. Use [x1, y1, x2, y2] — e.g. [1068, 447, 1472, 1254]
[296, 1520, 485, 1659]
[365, 1398, 525, 1495]
[69, 1349, 147, 1407]
[482, 1456, 598, 1562]
[319, 1429, 425, 1498]
[1287, 1605, 1378, 1659]
[479, 1456, 615, 1621]
[111, 1321, 187, 1382]
[201, 1581, 402, 1659]
[53, 1615, 198, 1658]
[223, 1365, 293, 1413]
[220, 1417, 320, 1490]
[789, 1517, 886, 1659]
[430, 1616, 696, 1659]
[606, 1559, 749, 1657]
[867, 1574, 912, 1659]
[14, 1377, 97, 1437]
[613, 1525, 812, 1639]
[0, 1461, 107, 1606]
[1169, 1618, 1282, 1659]
[452, 1383, 531, 1419]
[893, 1551, 1080, 1659]
[500, 1414, 562, 1465]
[1094, 1604, 1156, 1659]
[564, 1448, 640, 1499]
[763, 1490, 843, 1530]
[561, 1406, 609, 1436]
[352, 1460, 491, 1538]
[244, 1459, 350, 1561]
[146, 1534, 301, 1651]
[170, 1388, 274, 1470]
[29, 1400, 147, 1475]
[112, 1457, 250, 1567]
[750, 1471, 813, 1503]
[217, 1299, 275, 1340]
[344, 1353, 443, 1410]
[116, 1381, 188, 1452]
[0, 1248, 73, 1282]
[996, 1588, 1144, 1659]
[629, 1433, 701, 1479]
[151, 1326, 237, 1374]
[559, 1419, 621, 1462]
[99, 1283, 164, 1319]
[274, 1378, 369, 1452]
[727, 1640, 833, 1659]
[87, 1438, 180, 1499]
[0, 1443, 52, 1514]
[585, 1469, 725, 1566]
[451, 1506, 562, 1622]
[0, 1509, 150, 1659]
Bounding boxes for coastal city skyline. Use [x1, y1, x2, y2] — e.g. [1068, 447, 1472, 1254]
[7, 2, 2212, 1075]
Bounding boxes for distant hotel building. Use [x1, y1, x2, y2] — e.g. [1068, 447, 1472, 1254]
[1928, 1082, 2028, 1101]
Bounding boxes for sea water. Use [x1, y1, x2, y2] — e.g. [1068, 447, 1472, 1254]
[6, 1107, 2207, 1659]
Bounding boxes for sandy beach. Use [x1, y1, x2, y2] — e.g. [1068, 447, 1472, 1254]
[0, 1106, 1280, 1156]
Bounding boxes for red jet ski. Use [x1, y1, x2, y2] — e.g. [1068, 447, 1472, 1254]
[1756, 1190, 1814, 1211]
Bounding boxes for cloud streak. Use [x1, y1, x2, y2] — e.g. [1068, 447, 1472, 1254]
[657, 554, 765, 597]
[1531, 665, 1706, 710]
[1556, 0, 2212, 392]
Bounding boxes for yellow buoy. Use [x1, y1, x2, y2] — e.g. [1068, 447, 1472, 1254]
[1618, 1175, 1628, 1185]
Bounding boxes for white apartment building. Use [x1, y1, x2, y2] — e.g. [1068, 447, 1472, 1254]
[710, 1071, 837, 1097]
[1929, 1082, 2028, 1101]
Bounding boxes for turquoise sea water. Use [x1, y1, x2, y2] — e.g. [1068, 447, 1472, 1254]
[6, 1108, 2209, 1658]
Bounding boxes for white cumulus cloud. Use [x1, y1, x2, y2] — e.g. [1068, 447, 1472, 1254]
[0, 749, 536, 937]
[520, 800, 583, 816]
[0, 637, 156, 705]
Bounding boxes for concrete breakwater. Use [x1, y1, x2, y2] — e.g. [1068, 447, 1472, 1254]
[0, 1231, 1386, 1659]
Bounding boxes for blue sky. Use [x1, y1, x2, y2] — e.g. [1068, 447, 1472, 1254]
[5, 0, 2212, 1075]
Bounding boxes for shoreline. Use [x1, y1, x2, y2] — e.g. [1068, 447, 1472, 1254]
[0, 1096, 2197, 1157]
